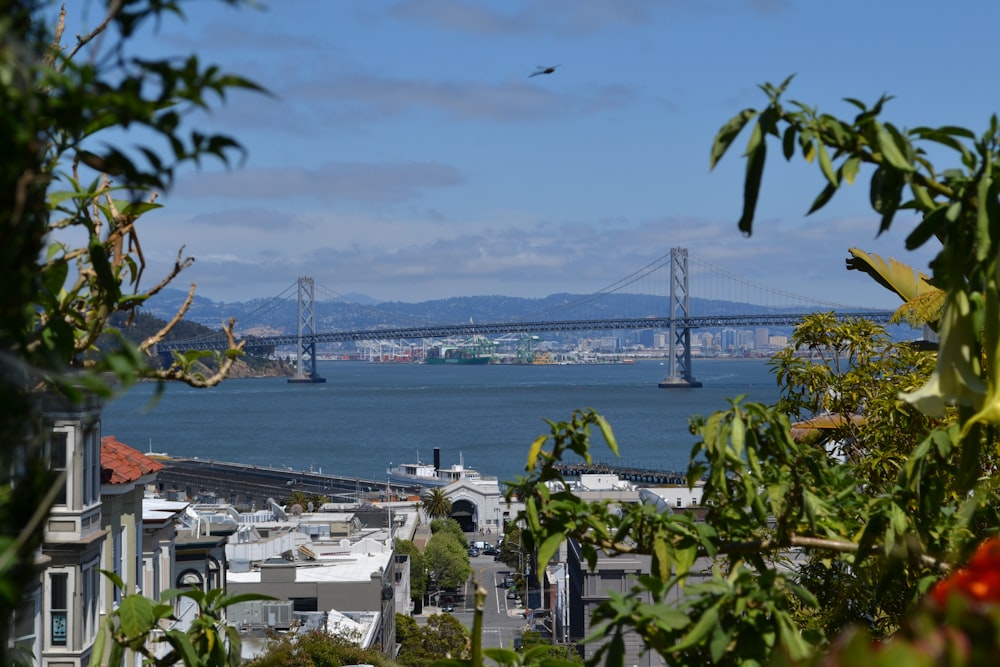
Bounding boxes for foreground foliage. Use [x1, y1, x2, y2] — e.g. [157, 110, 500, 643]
[92, 579, 262, 667]
[506, 80, 1000, 666]
[2, 0, 260, 664]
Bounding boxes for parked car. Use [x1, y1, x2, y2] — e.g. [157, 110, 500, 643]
[506, 589, 518, 600]
[468, 547, 480, 557]
[442, 602, 454, 612]
[513, 637, 524, 652]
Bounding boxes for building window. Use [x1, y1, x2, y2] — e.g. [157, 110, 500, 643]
[50, 572, 68, 647]
[83, 428, 99, 506]
[49, 431, 68, 507]
[13, 595, 37, 658]
[82, 562, 100, 641]
[206, 555, 222, 590]
[176, 569, 204, 590]
[112, 530, 123, 606]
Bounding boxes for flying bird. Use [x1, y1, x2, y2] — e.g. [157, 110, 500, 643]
[529, 65, 559, 78]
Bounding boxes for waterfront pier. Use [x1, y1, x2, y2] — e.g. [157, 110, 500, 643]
[553, 462, 689, 486]
[155, 457, 412, 509]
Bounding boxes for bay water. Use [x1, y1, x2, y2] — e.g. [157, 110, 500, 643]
[102, 359, 779, 486]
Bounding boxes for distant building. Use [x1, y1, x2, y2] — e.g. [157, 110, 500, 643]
[755, 328, 770, 349]
[224, 504, 412, 657]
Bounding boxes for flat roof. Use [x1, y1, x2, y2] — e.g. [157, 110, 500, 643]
[228, 550, 393, 584]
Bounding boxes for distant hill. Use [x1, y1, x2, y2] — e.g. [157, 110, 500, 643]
[102, 310, 293, 377]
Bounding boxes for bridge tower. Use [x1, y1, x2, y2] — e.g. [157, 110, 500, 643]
[659, 247, 702, 388]
[288, 276, 326, 384]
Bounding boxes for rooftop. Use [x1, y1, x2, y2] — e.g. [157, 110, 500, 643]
[101, 435, 163, 485]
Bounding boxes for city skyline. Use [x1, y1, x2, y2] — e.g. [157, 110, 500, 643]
[79, 0, 999, 307]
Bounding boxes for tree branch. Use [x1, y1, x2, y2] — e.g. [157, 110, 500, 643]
[62, 0, 123, 67]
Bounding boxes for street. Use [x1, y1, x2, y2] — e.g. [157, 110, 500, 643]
[421, 550, 535, 650]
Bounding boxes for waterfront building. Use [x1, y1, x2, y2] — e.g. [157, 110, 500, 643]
[434, 476, 509, 533]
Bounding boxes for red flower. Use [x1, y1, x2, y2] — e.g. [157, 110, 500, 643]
[967, 537, 1000, 574]
[931, 537, 1000, 606]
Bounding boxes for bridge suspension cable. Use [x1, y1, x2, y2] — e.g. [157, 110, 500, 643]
[685, 253, 874, 311]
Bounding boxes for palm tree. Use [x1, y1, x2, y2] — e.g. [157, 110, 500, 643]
[287, 490, 311, 513]
[422, 488, 453, 520]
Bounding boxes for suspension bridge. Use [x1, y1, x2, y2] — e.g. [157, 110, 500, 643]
[161, 248, 895, 388]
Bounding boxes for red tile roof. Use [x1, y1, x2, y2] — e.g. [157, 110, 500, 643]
[101, 436, 164, 485]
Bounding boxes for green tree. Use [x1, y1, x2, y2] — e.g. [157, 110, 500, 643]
[423, 487, 454, 520]
[246, 628, 393, 667]
[519, 630, 583, 665]
[395, 538, 427, 600]
[496, 524, 524, 570]
[424, 531, 472, 593]
[396, 612, 470, 667]
[430, 517, 468, 548]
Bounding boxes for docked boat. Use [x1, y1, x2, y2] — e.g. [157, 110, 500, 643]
[387, 449, 483, 487]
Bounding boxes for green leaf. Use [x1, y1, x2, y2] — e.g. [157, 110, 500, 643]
[806, 182, 838, 215]
[841, 155, 861, 185]
[738, 134, 767, 236]
[869, 166, 903, 233]
[974, 172, 993, 261]
[782, 125, 796, 160]
[817, 142, 838, 186]
[710, 108, 758, 169]
[875, 123, 915, 172]
[730, 413, 745, 455]
[905, 204, 948, 250]
[709, 622, 732, 662]
[594, 413, 619, 456]
[653, 537, 671, 581]
[536, 532, 564, 575]
[526, 435, 547, 471]
[666, 603, 720, 652]
[117, 595, 156, 639]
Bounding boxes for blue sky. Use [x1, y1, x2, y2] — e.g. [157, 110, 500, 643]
[74, 0, 1000, 308]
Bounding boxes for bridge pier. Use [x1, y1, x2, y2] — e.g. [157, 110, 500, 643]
[659, 247, 702, 388]
[288, 276, 326, 384]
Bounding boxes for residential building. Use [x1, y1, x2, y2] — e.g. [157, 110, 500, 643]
[35, 394, 106, 667]
[100, 436, 164, 614]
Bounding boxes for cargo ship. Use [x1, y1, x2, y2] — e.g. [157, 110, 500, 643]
[424, 341, 492, 364]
